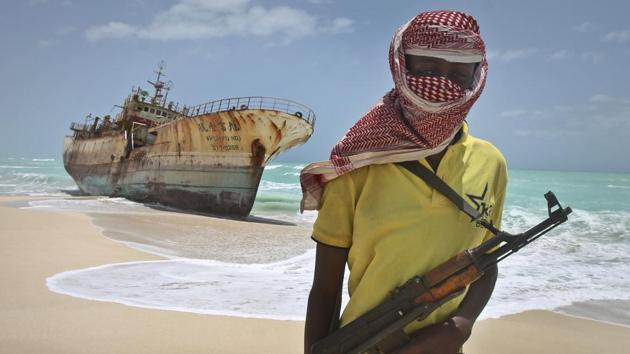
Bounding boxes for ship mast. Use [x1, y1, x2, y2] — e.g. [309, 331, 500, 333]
[147, 61, 168, 105]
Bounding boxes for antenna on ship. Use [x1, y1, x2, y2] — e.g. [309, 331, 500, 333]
[148, 60, 167, 105]
[162, 80, 173, 106]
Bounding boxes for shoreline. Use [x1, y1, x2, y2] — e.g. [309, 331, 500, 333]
[0, 196, 304, 354]
[2, 195, 630, 353]
[12, 195, 630, 326]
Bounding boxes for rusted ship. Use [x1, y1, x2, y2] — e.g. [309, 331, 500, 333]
[63, 64, 314, 216]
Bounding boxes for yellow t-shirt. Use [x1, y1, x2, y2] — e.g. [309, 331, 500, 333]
[312, 125, 508, 334]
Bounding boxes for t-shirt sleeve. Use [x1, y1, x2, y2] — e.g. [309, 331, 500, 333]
[311, 173, 357, 248]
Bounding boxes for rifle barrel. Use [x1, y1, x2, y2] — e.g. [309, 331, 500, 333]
[476, 206, 572, 270]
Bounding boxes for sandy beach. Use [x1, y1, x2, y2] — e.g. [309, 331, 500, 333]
[1, 196, 629, 354]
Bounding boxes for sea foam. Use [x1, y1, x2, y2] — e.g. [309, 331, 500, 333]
[45, 206, 630, 322]
[47, 249, 347, 321]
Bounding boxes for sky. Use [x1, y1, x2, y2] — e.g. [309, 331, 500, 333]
[1, 0, 629, 173]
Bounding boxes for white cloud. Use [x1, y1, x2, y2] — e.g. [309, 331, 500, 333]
[501, 94, 630, 141]
[573, 22, 596, 33]
[487, 48, 537, 62]
[500, 109, 528, 118]
[580, 51, 603, 64]
[513, 129, 582, 139]
[553, 105, 575, 113]
[492, 48, 602, 64]
[36, 39, 57, 48]
[486, 50, 499, 60]
[568, 94, 630, 128]
[35, 25, 75, 48]
[547, 49, 572, 61]
[56, 26, 75, 36]
[325, 17, 354, 34]
[589, 94, 616, 103]
[86, 22, 137, 41]
[602, 30, 630, 43]
[85, 0, 353, 43]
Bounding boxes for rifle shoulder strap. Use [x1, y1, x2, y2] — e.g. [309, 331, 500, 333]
[396, 160, 484, 223]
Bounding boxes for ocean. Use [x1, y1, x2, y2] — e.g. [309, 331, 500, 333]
[2, 157, 630, 324]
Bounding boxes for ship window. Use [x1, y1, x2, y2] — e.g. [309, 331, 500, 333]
[144, 107, 149, 112]
[150, 108, 155, 113]
[157, 110, 162, 116]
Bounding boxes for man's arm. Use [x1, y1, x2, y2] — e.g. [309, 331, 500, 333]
[394, 263, 498, 354]
[304, 242, 349, 354]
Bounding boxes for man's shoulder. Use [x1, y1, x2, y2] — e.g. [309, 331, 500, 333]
[464, 133, 507, 168]
[322, 164, 370, 193]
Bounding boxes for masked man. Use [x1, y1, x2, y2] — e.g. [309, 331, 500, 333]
[303, 10, 507, 354]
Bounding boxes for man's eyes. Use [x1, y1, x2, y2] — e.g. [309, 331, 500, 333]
[412, 69, 469, 81]
[452, 72, 470, 80]
[417, 69, 438, 75]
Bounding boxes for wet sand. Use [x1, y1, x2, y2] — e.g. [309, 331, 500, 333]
[465, 310, 630, 353]
[90, 210, 314, 263]
[1, 196, 629, 354]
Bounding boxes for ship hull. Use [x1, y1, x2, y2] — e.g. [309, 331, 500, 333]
[63, 108, 312, 216]
[64, 161, 263, 215]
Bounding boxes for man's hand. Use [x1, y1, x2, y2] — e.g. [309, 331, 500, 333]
[393, 316, 472, 354]
[393, 264, 497, 354]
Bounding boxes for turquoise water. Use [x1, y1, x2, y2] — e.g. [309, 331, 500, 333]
[4, 157, 630, 321]
[508, 169, 630, 213]
[2, 157, 629, 215]
[0, 158, 76, 196]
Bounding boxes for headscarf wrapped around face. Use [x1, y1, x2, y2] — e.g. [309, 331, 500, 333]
[299, 10, 488, 212]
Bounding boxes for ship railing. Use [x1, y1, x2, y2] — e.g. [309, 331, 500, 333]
[69, 120, 117, 135]
[186, 96, 316, 127]
[69, 122, 89, 131]
[126, 93, 189, 117]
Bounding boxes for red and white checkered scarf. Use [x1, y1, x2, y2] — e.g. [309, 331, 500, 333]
[300, 11, 488, 211]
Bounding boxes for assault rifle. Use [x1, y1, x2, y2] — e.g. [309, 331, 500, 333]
[311, 191, 572, 354]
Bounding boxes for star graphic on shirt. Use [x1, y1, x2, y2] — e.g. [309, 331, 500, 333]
[466, 183, 492, 218]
